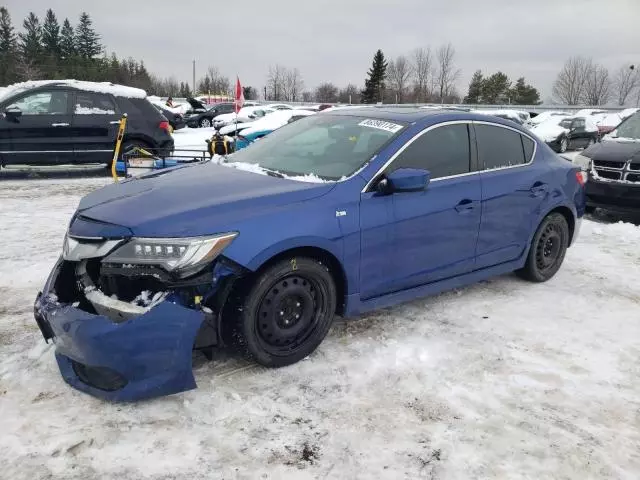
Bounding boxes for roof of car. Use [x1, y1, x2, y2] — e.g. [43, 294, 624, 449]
[0, 80, 147, 100]
[325, 106, 452, 123]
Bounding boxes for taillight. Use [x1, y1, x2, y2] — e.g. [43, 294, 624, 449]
[159, 121, 170, 132]
[576, 170, 587, 186]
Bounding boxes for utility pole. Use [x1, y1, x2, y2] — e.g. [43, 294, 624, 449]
[192, 60, 196, 95]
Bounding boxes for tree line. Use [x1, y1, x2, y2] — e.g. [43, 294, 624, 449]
[553, 56, 639, 106]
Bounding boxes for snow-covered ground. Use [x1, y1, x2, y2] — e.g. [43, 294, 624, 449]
[172, 126, 216, 152]
[1, 176, 639, 480]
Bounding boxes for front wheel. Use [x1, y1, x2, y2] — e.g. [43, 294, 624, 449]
[516, 213, 570, 282]
[199, 117, 212, 128]
[233, 257, 337, 367]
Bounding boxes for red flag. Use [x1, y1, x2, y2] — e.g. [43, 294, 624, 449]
[234, 76, 245, 113]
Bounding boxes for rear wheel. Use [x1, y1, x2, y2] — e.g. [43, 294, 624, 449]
[199, 117, 212, 128]
[233, 257, 336, 367]
[516, 213, 570, 282]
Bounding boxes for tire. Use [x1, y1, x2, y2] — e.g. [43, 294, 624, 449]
[199, 117, 212, 128]
[558, 137, 568, 153]
[516, 213, 570, 283]
[585, 205, 596, 214]
[233, 257, 337, 367]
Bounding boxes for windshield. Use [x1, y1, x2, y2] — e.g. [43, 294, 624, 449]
[613, 113, 640, 140]
[224, 114, 405, 180]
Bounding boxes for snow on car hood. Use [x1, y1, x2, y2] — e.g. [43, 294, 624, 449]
[73, 162, 335, 238]
[530, 122, 567, 142]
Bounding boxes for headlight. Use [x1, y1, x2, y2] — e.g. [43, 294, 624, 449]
[102, 233, 237, 277]
[573, 154, 591, 170]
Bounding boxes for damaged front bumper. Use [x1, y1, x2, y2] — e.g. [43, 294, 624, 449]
[33, 257, 243, 402]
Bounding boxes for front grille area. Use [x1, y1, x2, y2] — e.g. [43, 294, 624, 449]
[593, 159, 640, 184]
[594, 160, 626, 169]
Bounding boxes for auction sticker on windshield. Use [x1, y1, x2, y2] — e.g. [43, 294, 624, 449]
[358, 119, 403, 133]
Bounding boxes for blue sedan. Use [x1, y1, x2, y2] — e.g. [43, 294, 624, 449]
[34, 108, 587, 401]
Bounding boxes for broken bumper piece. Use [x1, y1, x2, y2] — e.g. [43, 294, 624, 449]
[34, 261, 208, 402]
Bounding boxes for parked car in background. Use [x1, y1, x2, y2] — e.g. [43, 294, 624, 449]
[574, 108, 609, 118]
[0, 80, 173, 167]
[265, 103, 293, 110]
[573, 112, 640, 214]
[530, 115, 599, 153]
[184, 98, 236, 128]
[212, 106, 276, 128]
[34, 107, 585, 401]
[152, 104, 186, 131]
[473, 109, 528, 125]
[234, 109, 316, 150]
[527, 111, 570, 127]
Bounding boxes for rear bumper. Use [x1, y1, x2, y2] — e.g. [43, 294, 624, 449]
[586, 177, 640, 213]
[33, 259, 208, 402]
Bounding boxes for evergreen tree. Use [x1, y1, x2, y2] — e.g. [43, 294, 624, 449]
[480, 71, 510, 104]
[42, 9, 61, 78]
[19, 12, 42, 63]
[42, 9, 60, 56]
[463, 70, 484, 104]
[509, 77, 541, 105]
[179, 81, 192, 98]
[361, 49, 387, 104]
[0, 7, 19, 85]
[75, 12, 102, 59]
[59, 18, 75, 59]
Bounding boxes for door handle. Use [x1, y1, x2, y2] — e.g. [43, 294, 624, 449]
[455, 199, 477, 213]
[51, 123, 69, 127]
[529, 182, 549, 197]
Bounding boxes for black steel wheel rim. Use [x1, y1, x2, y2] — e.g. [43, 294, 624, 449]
[535, 222, 563, 272]
[255, 274, 326, 355]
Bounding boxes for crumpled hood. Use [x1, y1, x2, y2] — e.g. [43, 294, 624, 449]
[73, 163, 335, 238]
[583, 139, 640, 162]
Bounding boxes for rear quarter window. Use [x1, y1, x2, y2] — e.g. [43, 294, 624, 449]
[475, 124, 528, 170]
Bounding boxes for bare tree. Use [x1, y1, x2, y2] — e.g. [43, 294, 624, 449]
[338, 84, 360, 104]
[314, 82, 339, 103]
[411, 47, 433, 102]
[552, 56, 591, 105]
[387, 55, 413, 103]
[584, 63, 611, 105]
[613, 65, 639, 106]
[266, 64, 287, 101]
[197, 65, 230, 95]
[302, 91, 313, 103]
[283, 68, 304, 101]
[435, 43, 461, 103]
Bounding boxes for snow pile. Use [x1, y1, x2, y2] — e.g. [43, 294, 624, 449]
[131, 290, 168, 308]
[74, 106, 116, 115]
[530, 120, 567, 142]
[224, 161, 330, 183]
[0, 80, 146, 102]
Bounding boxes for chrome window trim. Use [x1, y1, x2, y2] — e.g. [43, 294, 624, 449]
[473, 120, 537, 171]
[361, 119, 538, 193]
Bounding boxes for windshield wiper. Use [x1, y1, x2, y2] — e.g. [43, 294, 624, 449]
[263, 168, 285, 178]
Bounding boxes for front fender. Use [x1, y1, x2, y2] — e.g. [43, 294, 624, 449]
[244, 236, 344, 272]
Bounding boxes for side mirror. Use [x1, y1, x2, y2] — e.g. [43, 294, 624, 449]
[4, 106, 22, 122]
[378, 168, 431, 194]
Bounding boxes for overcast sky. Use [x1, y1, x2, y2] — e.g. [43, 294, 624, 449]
[5, 0, 640, 100]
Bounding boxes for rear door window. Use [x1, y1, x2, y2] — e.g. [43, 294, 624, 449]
[475, 124, 528, 170]
[74, 92, 117, 115]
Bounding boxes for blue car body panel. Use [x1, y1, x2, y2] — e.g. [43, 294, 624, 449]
[35, 108, 586, 401]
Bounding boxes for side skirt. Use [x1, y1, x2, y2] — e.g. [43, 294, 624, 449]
[343, 258, 525, 317]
